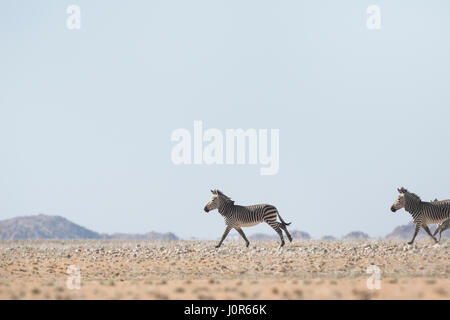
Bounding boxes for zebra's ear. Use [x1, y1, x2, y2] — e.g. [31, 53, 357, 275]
[211, 189, 217, 194]
[398, 187, 407, 194]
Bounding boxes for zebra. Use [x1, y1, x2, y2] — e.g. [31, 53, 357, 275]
[390, 187, 450, 244]
[433, 218, 450, 242]
[203, 189, 292, 248]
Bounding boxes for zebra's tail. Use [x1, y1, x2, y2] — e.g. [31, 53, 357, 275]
[277, 211, 291, 226]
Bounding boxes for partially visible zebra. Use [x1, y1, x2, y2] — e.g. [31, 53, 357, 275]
[390, 187, 450, 244]
[203, 189, 292, 248]
[433, 218, 450, 242]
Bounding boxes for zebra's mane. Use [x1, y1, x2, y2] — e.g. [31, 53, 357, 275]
[405, 191, 421, 202]
[213, 189, 234, 203]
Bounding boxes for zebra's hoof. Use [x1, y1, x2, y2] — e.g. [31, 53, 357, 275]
[245, 243, 250, 248]
[215, 245, 221, 249]
[407, 241, 413, 245]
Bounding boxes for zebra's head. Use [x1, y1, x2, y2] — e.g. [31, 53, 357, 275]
[204, 189, 231, 212]
[390, 187, 408, 212]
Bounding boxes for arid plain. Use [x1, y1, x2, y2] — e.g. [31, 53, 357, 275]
[0, 239, 448, 300]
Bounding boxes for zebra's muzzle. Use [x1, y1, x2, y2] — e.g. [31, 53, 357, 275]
[204, 206, 209, 213]
[390, 206, 397, 212]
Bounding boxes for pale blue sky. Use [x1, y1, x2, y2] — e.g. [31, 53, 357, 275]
[1, 1, 450, 239]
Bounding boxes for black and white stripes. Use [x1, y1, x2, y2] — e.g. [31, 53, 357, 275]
[204, 189, 292, 248]
[391, 187, 450, 244]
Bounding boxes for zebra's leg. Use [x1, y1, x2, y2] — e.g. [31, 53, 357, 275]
[408, 224, 421, 245]
[422, 225, 438, 243]
[280, 224, 292, 242]
[438, 230, 442, 242]
[433, 226, 440, 237]
[216, 226, 232, 248]
[267, 221, 285, 248]
[235, 227, 250, 247]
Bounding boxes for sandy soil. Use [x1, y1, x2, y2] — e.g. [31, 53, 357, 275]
[0, 239, 448, 300]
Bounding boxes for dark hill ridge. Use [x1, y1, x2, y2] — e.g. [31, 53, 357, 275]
[0, 214, 100, 240]
[342, 231, 370, 240]
[108, 232, 178, 240]
[385, 222, 449, 239]
[2, 214, 448, 241]
[248, 230, 311, 240]
[0, 214, 178, 240]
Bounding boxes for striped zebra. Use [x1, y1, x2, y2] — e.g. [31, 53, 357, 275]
[390, 187, 450, 244]
[433, 218, 450, 242]
[203, 189, 292, 248]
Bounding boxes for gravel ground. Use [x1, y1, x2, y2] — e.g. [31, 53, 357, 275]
[0, 239, 448, 299]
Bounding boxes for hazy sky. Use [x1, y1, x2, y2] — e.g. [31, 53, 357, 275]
[1, 1, 450, 239]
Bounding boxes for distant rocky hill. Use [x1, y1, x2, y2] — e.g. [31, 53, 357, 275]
[342, 231, 370, 240]
[0, 214, 178, 240]
[108, 232, 178, 240]
[6, 215, 448, 242]
[0, 214, 101, 240]
[385, 222, 448, 239]
[291, 230, 311, 240]
[248, 229, 311, 240]
[247, 233, 277, 240]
